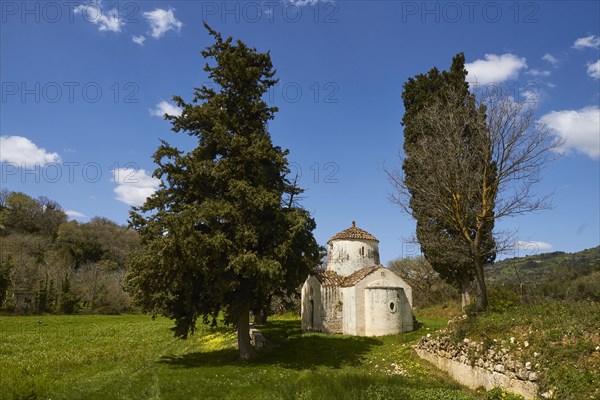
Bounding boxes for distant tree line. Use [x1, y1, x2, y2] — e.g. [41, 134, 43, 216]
[0, 188, 140, 314]
[389, 245, 600, 312]
[486, 246, 600, 304]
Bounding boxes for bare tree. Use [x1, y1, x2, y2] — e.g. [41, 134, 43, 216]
[389, 84, 562, 309]
[388, 256, 459, 309]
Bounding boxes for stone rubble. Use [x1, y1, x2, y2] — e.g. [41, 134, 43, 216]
[249, 327, 268, 350]
[414, 333, 539, 383]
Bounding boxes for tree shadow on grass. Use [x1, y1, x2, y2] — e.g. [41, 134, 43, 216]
[158, 318, 383, 370]
[159, 347, 241, 367]
[255, 332, 383, 370]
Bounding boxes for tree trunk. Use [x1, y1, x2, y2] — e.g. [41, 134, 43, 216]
[237, 307, 254, 360]
[474, 258, 488, 310]
[460, 276, 471, 309]
[91, 264, 99, 310]
[253, 307, 268, 325]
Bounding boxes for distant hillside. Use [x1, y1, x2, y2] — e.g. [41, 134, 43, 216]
[485, 245, 600, 286]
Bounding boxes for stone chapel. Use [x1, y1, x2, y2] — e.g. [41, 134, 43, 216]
[301, 221, 414, 336]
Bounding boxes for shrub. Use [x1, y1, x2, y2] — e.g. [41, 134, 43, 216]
[487, 287, 520, 312]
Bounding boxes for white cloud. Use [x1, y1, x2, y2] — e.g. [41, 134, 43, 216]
[525, 69, 550, 77]
[573, 35, 600, 49]
[586, 60, 600, 79]
[517, 241, 552, 251]
[542, 54, 559, 65]
[150, 101, 182, 117]
[465, 54, 528, 85]
[132, 35, 146, 46]
[143, 8, 183, 39]
[112, 168, 160, 207]
[539, 106, 600, 159]
[0, 136, 61, 167]
[74, 0, 123, 33]
[65, 210, 87, 219]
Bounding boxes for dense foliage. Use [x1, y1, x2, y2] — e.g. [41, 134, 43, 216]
[0, 189, 140, 314]
[126, 25, 322, 359]
[394, 246, 600, 311]
[485, 246, 600, 302]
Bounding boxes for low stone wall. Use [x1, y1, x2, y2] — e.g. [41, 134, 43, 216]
[415, 335, 538, 399]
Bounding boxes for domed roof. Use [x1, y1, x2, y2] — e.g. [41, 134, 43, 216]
[328, 221, 379, 243]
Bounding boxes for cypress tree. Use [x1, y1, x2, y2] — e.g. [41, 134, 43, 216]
[127, 25, 322, 359]
[400, 53, 496, 308]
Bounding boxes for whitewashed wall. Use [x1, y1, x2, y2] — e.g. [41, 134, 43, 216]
[301, 276, 322, 331]
[340, 268, 414, 336]
[327, 239, 380, 276]
[364, 287, 412, 335]
[341, 285, 359, 335]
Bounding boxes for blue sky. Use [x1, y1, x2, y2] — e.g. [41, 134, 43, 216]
[1, 0, 599, 264]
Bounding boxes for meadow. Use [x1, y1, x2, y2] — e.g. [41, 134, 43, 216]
[0, 312, 484, 400]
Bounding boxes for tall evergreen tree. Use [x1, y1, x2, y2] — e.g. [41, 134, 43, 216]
[392, 53, 557, 310]
[36, 279, 49, 314]
[59, 274, 79, 314]
[126, 25, 321, 359]
[392, 54, 496, 308]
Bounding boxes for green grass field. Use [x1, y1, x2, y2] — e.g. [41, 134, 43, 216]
[0, 313, 482, 400]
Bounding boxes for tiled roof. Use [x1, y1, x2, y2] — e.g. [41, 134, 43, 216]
[313, 269, 344, 286]
[311, 265, 387, 287]
[328, 221, 379, 243]
[340, 265, 380, 287]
